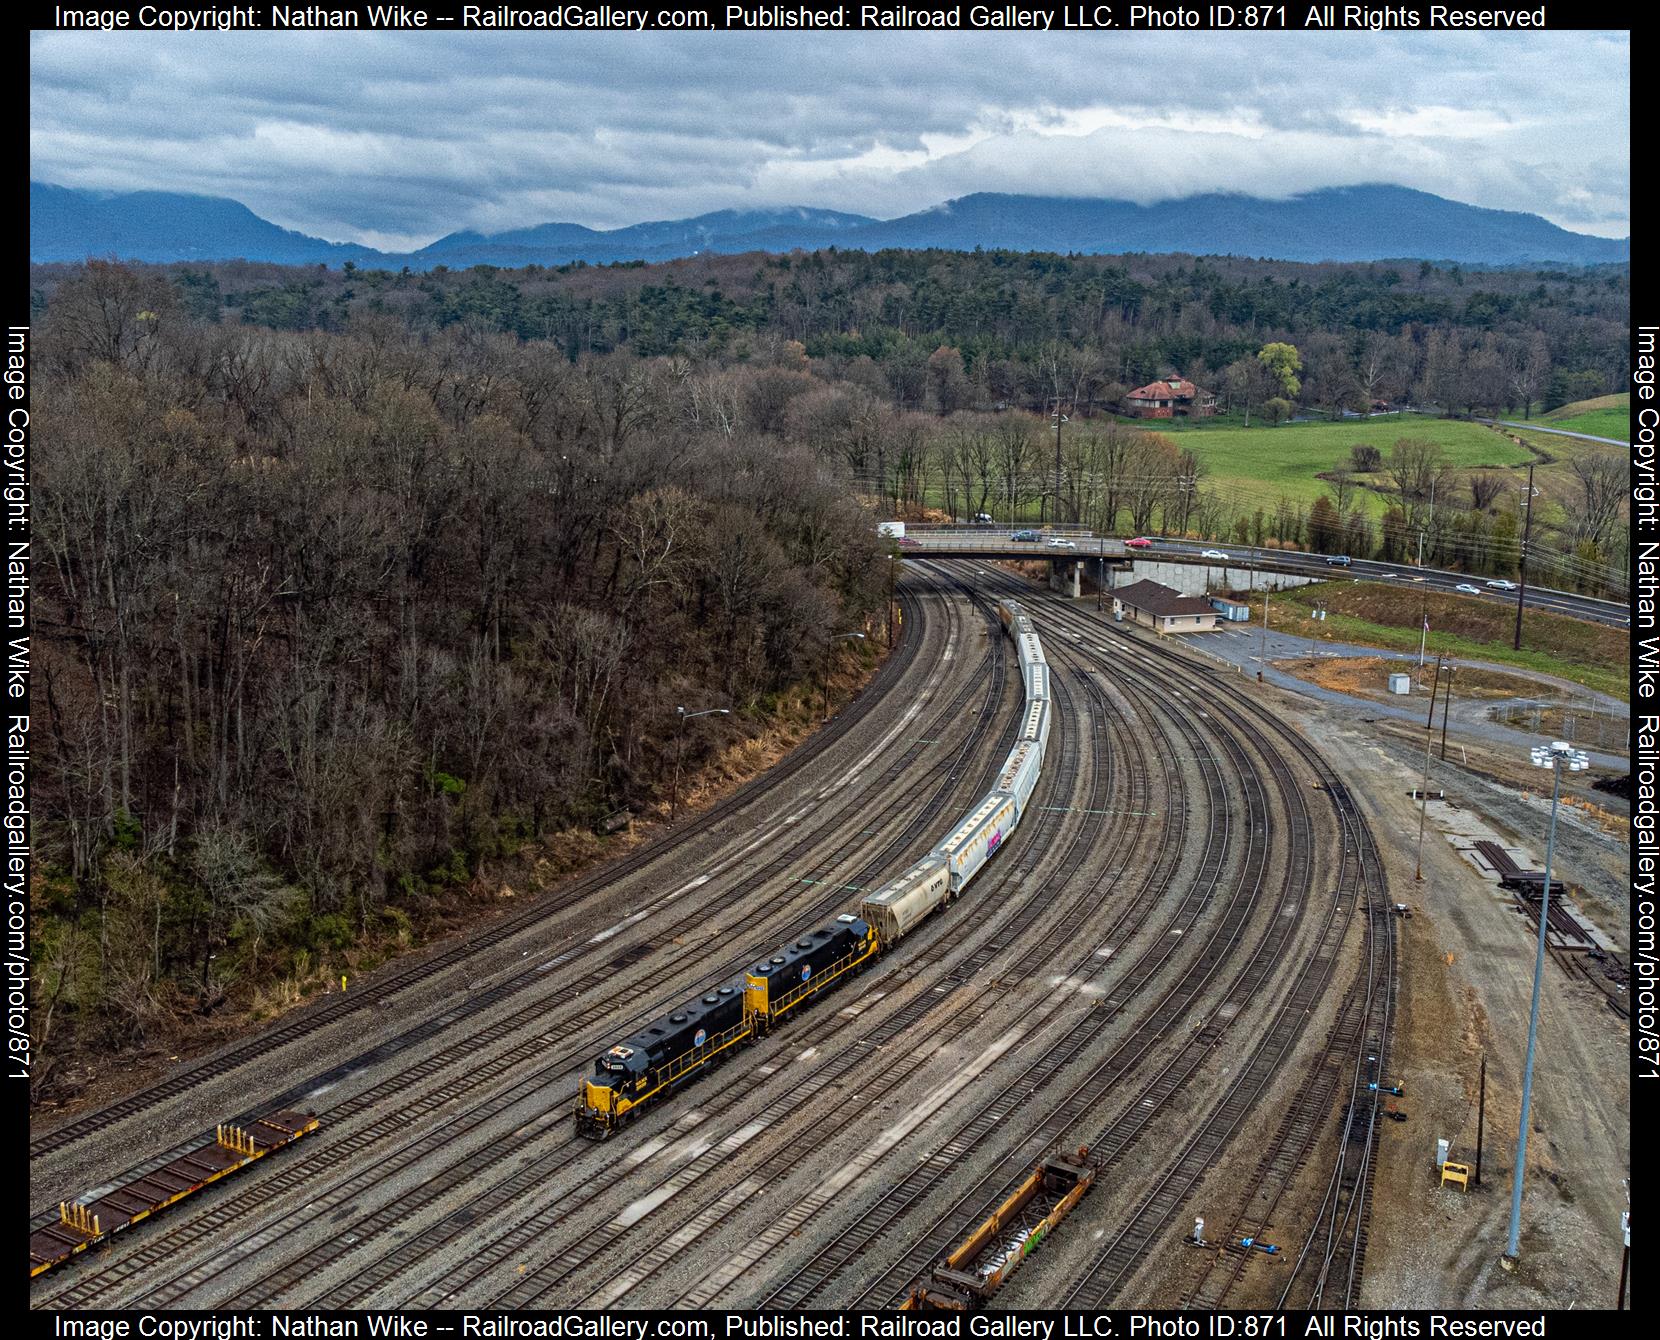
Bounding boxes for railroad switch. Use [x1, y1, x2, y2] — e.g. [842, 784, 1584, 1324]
[1369, 1082, 1405, 1096]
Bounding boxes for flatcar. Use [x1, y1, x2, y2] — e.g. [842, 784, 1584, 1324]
[29, 1111, 319, 1278]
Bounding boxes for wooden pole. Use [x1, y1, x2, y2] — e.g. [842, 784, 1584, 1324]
[1475, 1052, 1486, 1185]
[1414, 655, 1444, 883]
[1514, 463, 1535, 651]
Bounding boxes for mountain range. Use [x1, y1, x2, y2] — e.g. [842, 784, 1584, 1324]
[29, 181, 1629, 270]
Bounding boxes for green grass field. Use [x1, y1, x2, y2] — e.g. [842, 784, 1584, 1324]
[1537, 394, 1630, 442]
[1272, 582, 1629, 699]
[1172, 416, 1535, 516]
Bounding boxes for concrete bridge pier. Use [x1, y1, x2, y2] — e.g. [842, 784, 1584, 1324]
[1048, 559, 1081, 598]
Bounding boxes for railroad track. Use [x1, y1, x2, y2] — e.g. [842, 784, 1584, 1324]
[392, 642, 1128, 1308]
[1009, 581, 1395, 1311]
[758, 643, 1234, 1307]
[1009, 584, 1401, 1308]
[753, 569, 1306, 1309]
[797, 571, 1372, 1311]
[30, 586, 936, 1165]
[36, 578, 1024, 1308]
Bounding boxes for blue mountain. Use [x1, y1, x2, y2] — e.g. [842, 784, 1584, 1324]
[29, 181, 379, 266]
[29, 180, 1628, 270]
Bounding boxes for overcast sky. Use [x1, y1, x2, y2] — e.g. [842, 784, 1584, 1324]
[30, 30, 1629, 250]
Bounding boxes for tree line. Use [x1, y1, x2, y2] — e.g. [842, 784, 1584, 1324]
[30, 263, 890, 1096]
[31, 246, 1629, 421]
[28, 258, 1625, 1097]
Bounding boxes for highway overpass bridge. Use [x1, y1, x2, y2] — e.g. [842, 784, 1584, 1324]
[894, 526, 1629, 628]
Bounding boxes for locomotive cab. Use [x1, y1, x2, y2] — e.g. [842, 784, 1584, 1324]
[577, 1044, 648, 1137]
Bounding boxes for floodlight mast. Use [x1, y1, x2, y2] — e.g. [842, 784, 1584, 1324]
[1503, 740, 1590, 1266]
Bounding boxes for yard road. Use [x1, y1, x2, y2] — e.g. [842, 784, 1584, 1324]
[1476, 417, 1629, 447]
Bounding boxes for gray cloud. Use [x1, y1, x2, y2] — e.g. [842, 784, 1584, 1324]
[30, 30, 1629, 247]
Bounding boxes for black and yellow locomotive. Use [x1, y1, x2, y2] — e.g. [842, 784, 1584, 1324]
[576, 913, 878, 1138]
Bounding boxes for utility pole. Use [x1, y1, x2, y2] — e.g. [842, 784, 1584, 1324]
[1256, 586, 1270, 683]
[1416, 474, 1439, 569]
[1514, 464, 1537, 651]
[670, 705, 731, 821]
[823, 631, 867, 721]
[1414, 654, 1444, 882]
[1440, 664, 1455, 761]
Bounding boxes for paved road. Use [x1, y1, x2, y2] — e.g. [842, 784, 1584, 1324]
[901, 528, 1629, 628]
[1478, 417, 1629, 447]
[1120, 537, 1630, 628]
[1172, 625, 1628, 769]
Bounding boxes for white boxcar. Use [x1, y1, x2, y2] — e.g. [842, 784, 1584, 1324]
[859, 855, 952, 945]
[997, 741, 1043, 814]
[935, 791, 1020, 892]
[1026, 661, 1049, 704]
[1018, 697, 1051, 750]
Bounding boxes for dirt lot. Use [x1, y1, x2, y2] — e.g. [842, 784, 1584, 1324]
[1294, 704, 1630, 1309]
[1284, 657, 1559, 705]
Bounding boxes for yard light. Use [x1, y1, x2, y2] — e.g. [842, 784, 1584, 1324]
[823, 632, 867, 721]
[670, 705, 730, 822]
[1503, 740, 1591, 1267]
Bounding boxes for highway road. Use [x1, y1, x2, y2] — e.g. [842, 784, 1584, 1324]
[899, 527, 1630, 629]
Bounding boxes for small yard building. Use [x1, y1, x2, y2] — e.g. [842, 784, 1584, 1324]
[1210, 597, 1251, 622]
[1113, 579, 1222, 634]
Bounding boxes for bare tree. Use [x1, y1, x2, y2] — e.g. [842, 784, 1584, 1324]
[1570, 454, 1627, 546]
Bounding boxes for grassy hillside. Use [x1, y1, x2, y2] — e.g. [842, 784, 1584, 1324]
[1272, 581, 1628, 699]
[1167, 416, 1535, 515]
[1540, 393, 1630, 442]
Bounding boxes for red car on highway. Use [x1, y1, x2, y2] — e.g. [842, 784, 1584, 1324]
[1124, 536, 1154, 549]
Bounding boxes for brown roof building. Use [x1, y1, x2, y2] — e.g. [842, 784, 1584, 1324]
[1112, 579, 1222, 634]
[1124, 376, 1218, 419]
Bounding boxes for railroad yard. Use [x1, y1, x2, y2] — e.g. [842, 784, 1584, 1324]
[29, 564, 1629, 1311]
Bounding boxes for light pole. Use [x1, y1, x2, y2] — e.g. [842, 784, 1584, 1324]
[1049, 405, 1068, 525]
[1513, 467, 1540, 652]
[1503, 739, 1591, 1267]
[670, 705, 730, 822]
[1413, 654, 1444, 883]
[823, 632, 867, 721]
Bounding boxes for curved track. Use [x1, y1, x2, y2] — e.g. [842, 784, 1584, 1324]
[33, 566, 1395, 1311]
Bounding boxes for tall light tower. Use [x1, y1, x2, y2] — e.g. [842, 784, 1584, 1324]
[1503, 739, 1591, 1267]
[1051, 405, 1068, 525]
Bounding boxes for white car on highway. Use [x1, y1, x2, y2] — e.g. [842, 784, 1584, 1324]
[1200, 549, 1230, 560]
[1045, 536, 1078, 549]
[1485, 579, 1519, 590]
[1455, 584, 1481, 595]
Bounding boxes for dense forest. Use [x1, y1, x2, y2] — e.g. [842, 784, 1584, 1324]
[29, 250, 1628, 1097]
[29, 246, 1630, 415]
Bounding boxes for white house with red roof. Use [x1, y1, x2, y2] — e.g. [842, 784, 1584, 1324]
[1123, 375, 1218, 419]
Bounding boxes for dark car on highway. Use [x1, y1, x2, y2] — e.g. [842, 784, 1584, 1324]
[1012, 530, 1040, 542]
